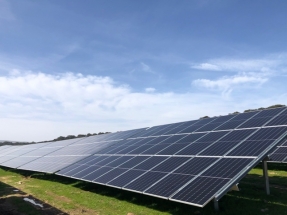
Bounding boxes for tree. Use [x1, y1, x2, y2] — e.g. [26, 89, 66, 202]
[200, 116, 210, 119]
[77, 134, 86, 138]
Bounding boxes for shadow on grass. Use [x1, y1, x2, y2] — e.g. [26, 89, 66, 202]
[1, 166, 287, 215]
[0, 180, 68, 215]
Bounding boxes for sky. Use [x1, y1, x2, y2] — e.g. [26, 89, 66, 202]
[1, 0, 287, 142]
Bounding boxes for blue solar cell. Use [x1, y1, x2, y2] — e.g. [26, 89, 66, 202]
[142, 136, 171, 145]
[132, 137, 157, 145]
[237, 117, 273, 128]
[201, 158, 254, 178]
[135, 125, 173, 137]
[195, 131, 230, 142]
[82, 166, 113, 181]
[220, 129, 257, 141]
[151, 157, 191, 173]
[269, 153, 287, 162]
[247, 127, 287, 141]
[94, 168, 128, 184]
[214, 111, 259, 130]
[140, 144, 170, 155]
[95, 156, 121, 166]
[145, 173, 194, 198]
[133, 156, 168, 171]
[156, 144, 187, 155]
[270, 147, 287, 154]
[175, 132, 229, 156]
[266, 110, 287, 126]
[85, 156, 110, 165]
[124, 171, 167, 192]
[196, 115, 235, 132]
[152, 122, 185, 136]
[118, 156, 149, 169]
[105, 156, 134, 167]
[282, 140, 287, 146]
[60, 164, 89, 176]
[107, 169, 146, 187]
[160, 135, 188, 144]
[112, 128, 147, 140]
[257, 107, 286, 117]
[226, 140, 274, 156]
[72, 165, 102, 179]
[161, 121, 198, 135]
[238, 108, 286, 129]
[178, 118, 216, 134]
[56, 164, 82, 175]
[175, 133, 207, 144]
[171, 176, 230, 206]
[199, 129, 257, 156]
[198, 141, 240, 156]
[69, 156, 97, 165]
[123, 138, 145, 145]
[126, 145, 154, 154]
[97, 146, 124, 154]
[173, 157, 218, 175]
[113, 145, 139, 154]
[175, 142, 211, 155]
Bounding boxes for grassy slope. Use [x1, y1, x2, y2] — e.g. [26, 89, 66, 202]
[0, 163, 287, 215]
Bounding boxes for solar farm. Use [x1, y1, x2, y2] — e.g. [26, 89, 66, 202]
[1, 107, 287, 213]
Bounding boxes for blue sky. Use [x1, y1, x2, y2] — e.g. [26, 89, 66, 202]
[1, 0, 287, 141]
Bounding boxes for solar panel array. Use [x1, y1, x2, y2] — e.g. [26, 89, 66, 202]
[1, 107, 287, 208]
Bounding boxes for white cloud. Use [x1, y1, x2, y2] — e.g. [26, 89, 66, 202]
[192, 63, 222, 71]
[191, 54, 287, 73]
[193, 73, 268, 89]
[193, 73, 268, 98]
[0, 70, 286, 142]
[190, 54, 287, 97]
[145, 87, 156, 93]
[0, 71, 244, 141]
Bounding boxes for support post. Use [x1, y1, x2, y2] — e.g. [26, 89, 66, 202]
[262, 160, 270, 195]
[214, 199, 219, 211]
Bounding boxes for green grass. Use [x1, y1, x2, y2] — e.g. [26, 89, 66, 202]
[0, 163, 287, 215]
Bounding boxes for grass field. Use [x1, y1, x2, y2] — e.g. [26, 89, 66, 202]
[0, 163, 287, 215]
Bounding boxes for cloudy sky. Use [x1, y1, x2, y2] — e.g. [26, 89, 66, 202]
[1, 0, 287, 142]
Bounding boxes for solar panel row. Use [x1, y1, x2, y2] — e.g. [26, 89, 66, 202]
[0, 107, 287, 208]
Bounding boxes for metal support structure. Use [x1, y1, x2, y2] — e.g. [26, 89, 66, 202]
[214, 199, 219, 211]
[262, 159, 270, 195]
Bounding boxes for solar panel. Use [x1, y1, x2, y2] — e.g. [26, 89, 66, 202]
[268, 139, 287, 163]
[227, 127, 287, 156]
[214, 111, 258, 131]
[170, 177, 231, 206]
[195, 115, 236, 132]
[237, 108, 285, 129]
[1, 107, 287, 209]
[144, 173, 195, 198]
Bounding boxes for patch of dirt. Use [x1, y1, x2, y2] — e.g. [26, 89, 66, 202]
[0, 185, 68, 215]
[1, 176, 100, 215]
